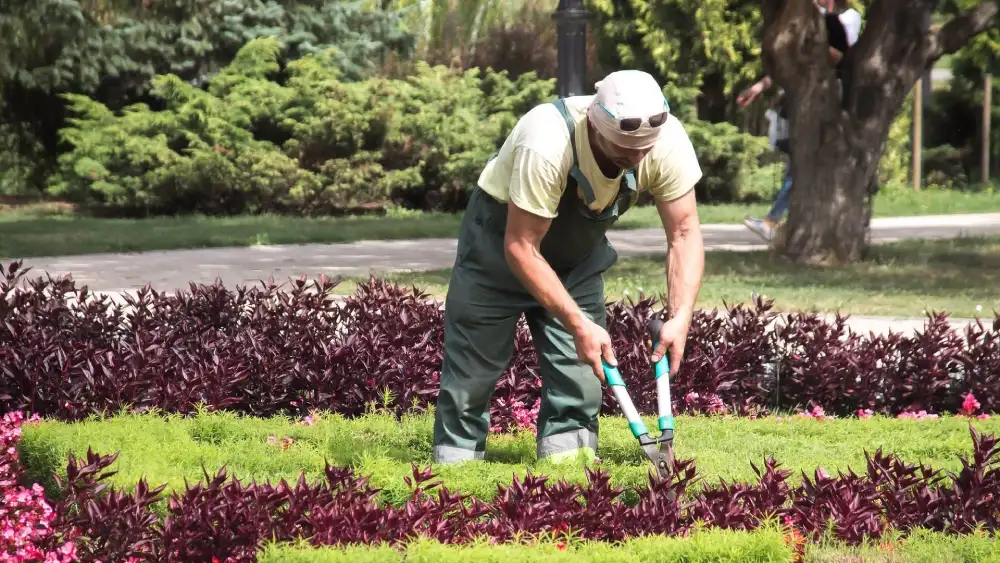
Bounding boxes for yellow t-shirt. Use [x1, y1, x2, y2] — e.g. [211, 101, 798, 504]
[477, 95, 703, 218]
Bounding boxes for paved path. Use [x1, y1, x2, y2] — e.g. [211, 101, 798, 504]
[10, 212, 1000, 295]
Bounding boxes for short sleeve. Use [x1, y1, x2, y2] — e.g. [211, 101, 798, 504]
[646, 120, 703, 203]
[509, 146, 566, 218]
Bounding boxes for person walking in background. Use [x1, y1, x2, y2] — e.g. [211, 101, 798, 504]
[737, 0, 863, 244]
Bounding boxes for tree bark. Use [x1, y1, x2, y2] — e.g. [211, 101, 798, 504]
[760, 0, 998, 266]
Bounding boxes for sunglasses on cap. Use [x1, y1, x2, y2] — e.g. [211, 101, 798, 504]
[597, 101, 670, 132]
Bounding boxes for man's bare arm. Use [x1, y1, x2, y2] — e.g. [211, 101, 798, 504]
[503, 202, 588, 335]
[655, 189, 704, 322]
[504, 201, 617, 379]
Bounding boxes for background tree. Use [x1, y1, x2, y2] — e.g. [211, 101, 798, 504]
[760, 0, 998, 265]
[586, 0, 766, 128]
[920, 0, 999, 186]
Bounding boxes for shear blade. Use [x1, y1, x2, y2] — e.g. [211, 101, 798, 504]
[641, 443, 673, 480]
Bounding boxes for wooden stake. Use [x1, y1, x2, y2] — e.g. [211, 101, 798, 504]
[913, 82, 922, 191]
[983, 71, 992, 184]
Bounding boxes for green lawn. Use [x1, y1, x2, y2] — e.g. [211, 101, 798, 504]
[332, 235, 1000, 318]
[1, 187, 996, 259]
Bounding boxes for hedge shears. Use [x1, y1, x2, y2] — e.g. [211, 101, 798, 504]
[602, 317, 674, 480]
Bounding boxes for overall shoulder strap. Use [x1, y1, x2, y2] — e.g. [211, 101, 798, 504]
[551, 98, 597, 205]
[623, 169, 637, 192]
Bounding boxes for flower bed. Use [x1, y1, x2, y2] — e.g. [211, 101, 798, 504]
[3, 258, 1000, 560]
[2, 260, 999, 434]
[1, 411, 78, 562]
[7, 410, 1000, 562]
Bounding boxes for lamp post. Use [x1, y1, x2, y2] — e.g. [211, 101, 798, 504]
[552, 0, 592, 98]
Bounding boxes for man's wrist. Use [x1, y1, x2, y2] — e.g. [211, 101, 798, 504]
[667, 305, 695, 323]
[561, 306, 589, 336]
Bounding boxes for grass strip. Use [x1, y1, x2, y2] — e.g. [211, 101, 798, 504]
[256, 527, 1000, 563]
[803, 528, 1000, 562]
[331, 235, 1000, 318]
[257, 527, 795, 562]
[1, 187, 995, 259]
[257, 527, 1000, 563]
[18, 409, 1000, 506]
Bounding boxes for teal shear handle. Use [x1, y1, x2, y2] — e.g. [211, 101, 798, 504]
[602, 317, 675, 440]
[604, 316, 676, 481]
[648, 318, 674, 434]
[603, 362, 648, 439]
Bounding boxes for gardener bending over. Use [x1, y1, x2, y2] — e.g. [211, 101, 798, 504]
[432, 70, 706, 465]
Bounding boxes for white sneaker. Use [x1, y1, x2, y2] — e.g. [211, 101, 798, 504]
[744, 216, 774, 242]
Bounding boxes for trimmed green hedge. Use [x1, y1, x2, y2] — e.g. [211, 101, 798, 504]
[257, 529, 795, 562]
[255, 528, 1000, 563]
[18, 409, 1000, 506]
[805, 528, 1000, 562]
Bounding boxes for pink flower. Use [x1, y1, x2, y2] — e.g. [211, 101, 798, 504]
[897, 409, 939, 421]
[960, 393, 981, 417]
[705, 394, 728, 414]
[977, 413, 991, 420]
[857, 409, 875, 419]
[1, 410, 80, 562]
[798, 405, 834, 421]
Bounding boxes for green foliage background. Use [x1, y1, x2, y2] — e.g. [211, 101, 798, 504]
[49, 36, 769, 216]
[48, 38, 555, 215]
[0, 0, 416, 197]
[2, 0, 992, 214]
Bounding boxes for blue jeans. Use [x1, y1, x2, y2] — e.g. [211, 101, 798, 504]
[767, 160, 792, 222]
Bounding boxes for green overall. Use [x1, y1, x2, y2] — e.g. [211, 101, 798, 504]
[432, 98, 639, 464]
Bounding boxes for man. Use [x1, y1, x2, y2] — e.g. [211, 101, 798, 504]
[738, 0, 863, 243]
[431, 70, 705, 465]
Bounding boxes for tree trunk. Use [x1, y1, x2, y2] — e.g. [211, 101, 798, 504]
[781, 122, 882, 265]
[760, 0, 999, 266]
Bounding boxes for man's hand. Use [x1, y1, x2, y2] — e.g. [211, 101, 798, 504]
[504, 201, 616, 383]
[573, 316, 617, 383]
[649, 316, 690, 377]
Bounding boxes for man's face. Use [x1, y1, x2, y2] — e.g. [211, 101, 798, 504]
[592, 128, 654, 170]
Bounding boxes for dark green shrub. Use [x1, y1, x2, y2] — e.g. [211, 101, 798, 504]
[683, 119, 770, 203]
[48, 38, 557, 216]
[0, 0, 417, 195]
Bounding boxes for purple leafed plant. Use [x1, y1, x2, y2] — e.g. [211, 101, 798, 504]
[2, 259, 999, 432]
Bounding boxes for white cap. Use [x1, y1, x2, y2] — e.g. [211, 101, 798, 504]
[587, 70, 669, 151]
